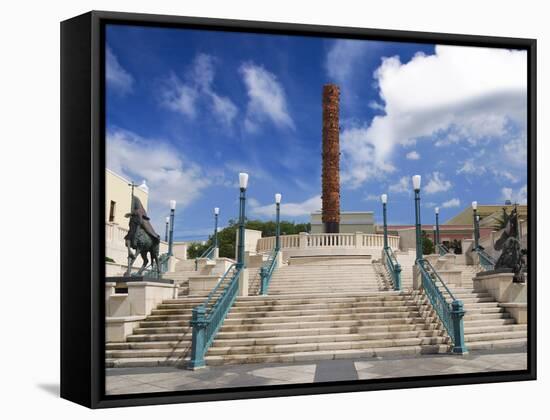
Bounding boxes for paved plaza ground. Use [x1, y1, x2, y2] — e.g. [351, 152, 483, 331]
[106, 349, 527, 395]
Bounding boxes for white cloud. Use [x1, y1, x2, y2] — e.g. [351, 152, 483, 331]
[501, 185, 527, 204]
[406, 150, 420, 160]
[364, 194, 381, 202]
[442, 198, 461, 208]
[424, 172, 452, 194]
[340, 125, 396, 188]
[389, 176, 410, 193]
[107, 128, 210, 229]
[106, 46, 133, 94]
[340, 45, 527, 187]
[240, 62, 294, 132]
[325, 40, 371, 108]
[161, 54, 237, 126]
[161, 74, 198, 118]
[250, 195, 321, 217]
[457, 159, 480, 175]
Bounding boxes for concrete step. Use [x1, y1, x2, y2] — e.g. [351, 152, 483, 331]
[215, 323, 440, 340]
[464, 330, 527, 342]
[463, 312, 511, 321]
[107, 340, 192, 350]
[207, 336, 450, 356]
[106, 356, 189, 368]
[225, 304, 424, 318]
[224, 312, 424, 326]
[268, 288, 390, 294]
[463, 318, 516, 327]
[211, 330, 446, 347]
[127, 333, 193, 342]
[466, 338, 527, 351]
[229, 301, 420, 313]
[204, 345, 451, 366]
[219, 317, 432, 332]
[464, 324, 526, 334]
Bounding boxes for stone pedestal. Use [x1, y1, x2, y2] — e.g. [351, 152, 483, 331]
[413, 265, 422, 290]
[188, 275, 221, 295]
[167, 255, 178, 273]
[105, 278, 177, 342]
[238, 268, 249, 297]
[126, 281, 177, 316]
[437, 270, 463, 287]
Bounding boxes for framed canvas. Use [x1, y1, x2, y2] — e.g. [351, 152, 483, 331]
[60, 10, 536, 408]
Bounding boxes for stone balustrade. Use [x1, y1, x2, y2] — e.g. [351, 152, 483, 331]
[256, 232, 399, 253]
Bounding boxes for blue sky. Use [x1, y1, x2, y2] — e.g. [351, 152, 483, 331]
[105, 24, 527, 241]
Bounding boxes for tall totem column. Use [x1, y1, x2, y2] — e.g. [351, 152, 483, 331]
[321, 84, 341, 234]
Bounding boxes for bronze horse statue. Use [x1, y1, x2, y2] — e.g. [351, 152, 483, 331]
[494, 206, 527, 282]
[124, 196, 161, 276]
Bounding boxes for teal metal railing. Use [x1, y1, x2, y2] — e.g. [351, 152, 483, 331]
[259, 249, 279, 295]
[436, 243, 449, 256]
[195, 244, 216, 271]
[417, 259, 468, 354]
[188, 263, 242, 369]
[383, 247, 402, 291]
[475, 248, 496, 271]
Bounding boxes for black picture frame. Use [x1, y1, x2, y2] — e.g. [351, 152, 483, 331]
[60, 10, 537, 409]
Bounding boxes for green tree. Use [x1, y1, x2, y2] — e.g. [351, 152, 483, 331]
[186, 219, 311, 260]
[187, 242, 210, 259]
[421, 231, 435, 255]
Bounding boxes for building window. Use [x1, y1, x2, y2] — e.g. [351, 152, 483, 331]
[109, 200, 116, 223]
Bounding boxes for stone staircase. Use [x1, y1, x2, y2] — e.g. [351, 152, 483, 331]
[438, 269, 527, 351]
[106, 259, 449, 367]
[105, 255, 525, 368]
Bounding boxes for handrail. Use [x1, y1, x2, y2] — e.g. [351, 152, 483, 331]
[259, 249, 279, 295]
[195, 244, 216, 271]
[383, 247, 402, 291]
[436, 243, 449, 256]
[475, 247, 496, 271]
[188, 263, 242, 369]
[417, 258, 468, 354]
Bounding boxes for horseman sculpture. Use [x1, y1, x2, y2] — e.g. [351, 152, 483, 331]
[494, 206, 527, 283]
[124, 195, 161, 277]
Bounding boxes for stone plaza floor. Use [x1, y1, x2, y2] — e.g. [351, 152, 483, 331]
[105, 349, 527, 395]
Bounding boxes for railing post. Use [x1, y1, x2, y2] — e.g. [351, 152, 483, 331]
[451, 300, 468, 354]
[394, 263, 402, 291]
[299, 232, 308, 249]
[168, 200, 176, 257]
[354, 232, 361, 248]
[260, 267, 267, 295]
[189, 305, 207, 369]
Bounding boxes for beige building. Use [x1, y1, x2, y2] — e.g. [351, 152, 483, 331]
[105, 169, 149, 225]
[310, 211, 375, 234]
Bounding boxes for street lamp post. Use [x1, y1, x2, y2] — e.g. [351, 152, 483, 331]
[168, 200, 176, 257]
[412, 175, 423, 262]
[381, 194, 388, 250]
[237, 173, 249, 268]
[435, 207, 440, 246]
[432, 225, 437, 248]
[472, 201, 479, 249]
[214, 207, 219, 251]
[164, 216, 170, 242]
[275, 193, 282, 252]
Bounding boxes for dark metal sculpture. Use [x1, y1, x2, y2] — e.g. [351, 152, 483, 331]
[494, 206, 527, 283]
[124, 195, 161, 277]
